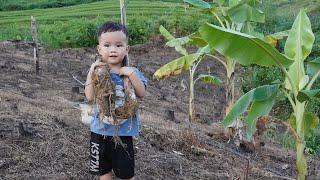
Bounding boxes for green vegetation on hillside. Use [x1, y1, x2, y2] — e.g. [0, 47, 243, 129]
[0, 0, 105, 11]
[0, 0, 208, 48]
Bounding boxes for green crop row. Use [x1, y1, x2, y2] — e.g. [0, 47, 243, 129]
[0, 0, 206, 48]
[0, 0, 105, 11]
[0, 12, 208, 48]
[0, 1, 187, 24]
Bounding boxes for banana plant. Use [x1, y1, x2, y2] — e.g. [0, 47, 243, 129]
[154, 26, 221, 122]
[199, 9, 319, 179]
[183, 0, 265, 133]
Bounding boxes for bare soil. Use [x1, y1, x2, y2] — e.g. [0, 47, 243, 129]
[0, 40, 319, 179]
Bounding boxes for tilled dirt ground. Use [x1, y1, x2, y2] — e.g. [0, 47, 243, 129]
[0, 40, 319, 179]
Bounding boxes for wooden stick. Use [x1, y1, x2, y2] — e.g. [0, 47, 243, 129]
[119, 0, 130, 66]
[30, 16, 39, 75]
[119, 0, 127, 25]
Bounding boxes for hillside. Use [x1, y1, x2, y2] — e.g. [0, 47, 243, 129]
[0, 1, 187, 24]
[1, 0, 319, 49]
[0, 40, 319, 179]
[0, 0, 203, 48]
[1, 0, 320, 179]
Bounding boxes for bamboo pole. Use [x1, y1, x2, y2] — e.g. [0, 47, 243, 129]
[30, 16, 39, 75]
[119, 0, 129, 66]
[119, 0, 127, 25]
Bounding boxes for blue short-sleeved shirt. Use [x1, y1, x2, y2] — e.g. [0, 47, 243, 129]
[90, 67, 148, 136]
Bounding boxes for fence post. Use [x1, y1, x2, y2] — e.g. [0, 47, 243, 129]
[30, 16, 39, 75]
[119, 0, 127, 25]
[119, 0, 130, 65]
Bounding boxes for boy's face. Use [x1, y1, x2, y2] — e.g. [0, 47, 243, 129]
[97, 31, 129, 65]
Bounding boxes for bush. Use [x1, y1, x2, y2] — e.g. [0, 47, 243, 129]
[240, 65, 292, 120]
[241, 65, 283, 93]
[39, 17, 104, 48]
[306, 129, 320, 157]
[128, 16, 155, 44]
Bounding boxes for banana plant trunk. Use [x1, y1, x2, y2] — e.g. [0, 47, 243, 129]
[295, 101, 307, 180]
[189, 70, 195, 122]
[296, 141, 307, 180]
[224, 62, 237, 138]
[225, 73, 235, 115]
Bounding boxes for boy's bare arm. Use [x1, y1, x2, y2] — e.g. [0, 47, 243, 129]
[84, 70, 95, 103]
[128, 72, 146, 98]
[85, 61, 106, 103]
[120, 67, 146, 98]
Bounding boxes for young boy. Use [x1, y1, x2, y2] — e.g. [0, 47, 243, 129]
[84, 21, 147, 180]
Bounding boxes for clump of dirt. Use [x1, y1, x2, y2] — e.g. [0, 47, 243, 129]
[0, 40, 319, 179]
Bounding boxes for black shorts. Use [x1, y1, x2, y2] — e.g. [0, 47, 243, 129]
[89, 132, 134, 179]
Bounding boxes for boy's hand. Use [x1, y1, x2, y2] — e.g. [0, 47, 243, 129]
[120, 66, 146, 98]
[89, 60, 106, 74]
[85, 60, 106, 103]
[119, 67, 135, 77]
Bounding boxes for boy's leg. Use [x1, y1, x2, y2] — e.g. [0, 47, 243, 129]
[112, 136, 135, 179]
[100, 173, 133, 180]
[99, 172, 112, 180]
[90, 132, 113, 177]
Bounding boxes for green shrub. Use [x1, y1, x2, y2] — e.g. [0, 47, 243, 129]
[39, 17, 105, 48]
[306, 128, 320, 157]
[128, 16, 155, 44]
[241, 65, 283, 93]
[0, 23, 32, 41]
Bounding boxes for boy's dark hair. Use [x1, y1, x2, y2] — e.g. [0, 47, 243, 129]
[97, 21, 129, 40]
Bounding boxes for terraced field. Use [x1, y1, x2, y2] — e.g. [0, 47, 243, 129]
[0, 0, 202, 47]
[0, 0, 189, 24]
[2, 0, 318, 48]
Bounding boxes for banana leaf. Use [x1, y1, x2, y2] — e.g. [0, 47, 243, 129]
[223, 84, 280, 139]
[199, 23, 293, 67]
[153, 53, 201, 79]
